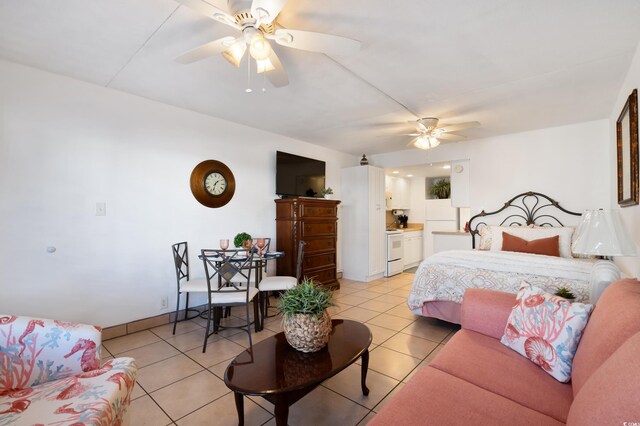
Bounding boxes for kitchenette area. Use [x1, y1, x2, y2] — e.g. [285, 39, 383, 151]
[341, 161, 473, 282]
[383, 161, 472, 277]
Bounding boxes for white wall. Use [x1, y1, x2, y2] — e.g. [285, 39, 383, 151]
[371, 119, 610, 229]
[609, 42, 640, 279]
[0, 60, 357, 327]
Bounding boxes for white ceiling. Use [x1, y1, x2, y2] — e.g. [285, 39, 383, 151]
[1, 0, 639, 155]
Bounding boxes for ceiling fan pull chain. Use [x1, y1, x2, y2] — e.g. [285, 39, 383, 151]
[245, 56, 252, 93]
[262, 72, 267, 93]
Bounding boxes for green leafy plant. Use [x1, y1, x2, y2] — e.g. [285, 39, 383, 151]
[279, 278, 334, 318]
[555, 287, 576, 300]
[321, 187, 334, 195]
[430, 179, 451, 199]
[233, 232, 252, 248]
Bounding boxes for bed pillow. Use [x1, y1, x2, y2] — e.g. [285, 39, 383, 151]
[477, 224, 492, 250]
[489, 226, 574, 258]
[501, 281, 593, 383]
[502, 232, 560, 257]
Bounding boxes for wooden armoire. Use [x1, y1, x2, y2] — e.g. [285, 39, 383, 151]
[275, 198, 340, 290]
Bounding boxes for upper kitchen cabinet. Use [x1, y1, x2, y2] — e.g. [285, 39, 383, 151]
[450, 159, 470, 207]
[385, 175, 411, 210]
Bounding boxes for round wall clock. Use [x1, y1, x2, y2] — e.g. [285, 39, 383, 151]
[190, 160, 236, 208]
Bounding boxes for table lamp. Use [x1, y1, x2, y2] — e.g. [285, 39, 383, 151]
[572, 209, 637, 302]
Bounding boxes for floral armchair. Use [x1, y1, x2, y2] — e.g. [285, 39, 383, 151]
[0, 315, 137, 425]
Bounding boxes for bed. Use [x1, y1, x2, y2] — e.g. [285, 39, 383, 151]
[408, 191, 610, 324]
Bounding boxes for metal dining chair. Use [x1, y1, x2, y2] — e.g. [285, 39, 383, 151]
[200, 249, 258, 352]
[171, 242, 208, 335]
[258, 240, 306, 319]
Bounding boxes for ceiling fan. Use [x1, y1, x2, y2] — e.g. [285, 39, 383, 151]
[404, 117, 480, 150]
[173, 0, 361, 89]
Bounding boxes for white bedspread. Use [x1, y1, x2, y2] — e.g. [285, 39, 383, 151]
[408, 250, 597, 310]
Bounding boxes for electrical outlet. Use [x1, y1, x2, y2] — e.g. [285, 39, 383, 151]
[160, 295, 168, 310]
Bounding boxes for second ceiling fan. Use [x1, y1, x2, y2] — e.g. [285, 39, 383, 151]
[404, 117, 480, 150]
[174, 0, 362, 88]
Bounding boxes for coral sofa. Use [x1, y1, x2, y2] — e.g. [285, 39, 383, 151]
[371, 279, 640, 425]
[0, 315, 137, 425]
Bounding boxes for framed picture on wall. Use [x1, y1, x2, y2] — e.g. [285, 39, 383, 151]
[617, 88, 638, 207]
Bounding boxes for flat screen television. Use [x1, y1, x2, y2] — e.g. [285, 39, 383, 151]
[276, 151, 326, 198]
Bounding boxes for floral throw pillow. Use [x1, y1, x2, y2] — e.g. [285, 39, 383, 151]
[500, 282, 593, 382]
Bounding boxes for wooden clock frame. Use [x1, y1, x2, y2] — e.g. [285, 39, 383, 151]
[190, 160, 236, 208]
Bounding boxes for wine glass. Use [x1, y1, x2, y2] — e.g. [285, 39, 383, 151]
[242, 239, 253, 256]
[256, 238, 266, 257]
[220, 239, 229, 257]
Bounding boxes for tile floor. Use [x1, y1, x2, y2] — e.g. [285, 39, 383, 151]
[103, 272, 460, 426]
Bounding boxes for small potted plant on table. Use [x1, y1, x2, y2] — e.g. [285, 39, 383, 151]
[234, 232, 252, 248]
[279, 278, 334, 352]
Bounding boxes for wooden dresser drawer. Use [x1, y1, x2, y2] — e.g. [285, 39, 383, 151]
[302, 267, 337, 288]
[302, 222, 336, 237]
[303, 237, 335, 253]
[303, 252, 335, 270]
[300, 204, 338, 218]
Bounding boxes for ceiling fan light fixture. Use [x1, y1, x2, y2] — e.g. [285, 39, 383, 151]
[250, 36, 272, 60]
[414, 135, 440, 150]
[222, 40, 247, 67]
[256, 57, 275, 73]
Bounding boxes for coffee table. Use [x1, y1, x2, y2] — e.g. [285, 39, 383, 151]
[224, 319, 372, 426]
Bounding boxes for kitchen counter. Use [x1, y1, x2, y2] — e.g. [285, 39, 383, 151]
[385, 223, 424, 232]
[432, 230, 469, 235]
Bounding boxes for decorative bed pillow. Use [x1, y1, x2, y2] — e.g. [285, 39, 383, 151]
[502, 232, 560, 257]
[501, 282, 593, 383]
[489, 226, 574, 258]
[477, 224, 492, 250]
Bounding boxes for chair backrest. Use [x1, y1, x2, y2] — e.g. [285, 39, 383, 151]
[172, 242, 189, 285]
[296, 240, 306, 281]
[201, 249, 255, 300]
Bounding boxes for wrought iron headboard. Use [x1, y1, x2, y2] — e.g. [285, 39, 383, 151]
[468, 191, 581, 249]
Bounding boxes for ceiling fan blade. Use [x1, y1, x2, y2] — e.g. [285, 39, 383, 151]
[437, 133, 466, 141]
[406, 138, 418, 147]
[251, 0, 288, 24]
[175, 36, 237, 64]
[173, 0, 239, 29]
[402, 133, 422, 136]
[261, 49, 289, 87]
[272, 29, 361, 56]
[437, 121, 481, 133]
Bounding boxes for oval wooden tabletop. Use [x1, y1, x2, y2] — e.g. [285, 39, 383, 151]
[224, 319, 372, 395]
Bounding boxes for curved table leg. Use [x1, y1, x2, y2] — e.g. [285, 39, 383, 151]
[234, 392, 244, 426]
[361, 348, 370, 396]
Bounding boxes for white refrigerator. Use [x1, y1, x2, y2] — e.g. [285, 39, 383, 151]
[424, 199, 459, 258]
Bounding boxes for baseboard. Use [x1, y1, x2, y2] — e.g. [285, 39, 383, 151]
[102, 304, 208, 340]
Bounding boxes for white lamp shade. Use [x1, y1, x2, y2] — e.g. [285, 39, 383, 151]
[572, 210, 637, 256]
